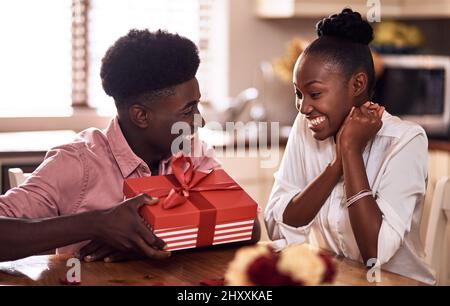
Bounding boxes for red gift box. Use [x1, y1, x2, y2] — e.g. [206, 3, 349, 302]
[123, 155, 258, 251]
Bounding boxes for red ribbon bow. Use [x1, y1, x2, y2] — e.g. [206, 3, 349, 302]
[143, 155, 240, 209]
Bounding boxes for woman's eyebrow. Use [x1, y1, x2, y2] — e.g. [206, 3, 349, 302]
[304, 80, 323, 87]
[294, 80, 323, 89]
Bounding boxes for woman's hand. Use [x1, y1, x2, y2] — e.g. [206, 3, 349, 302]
[338, 102, 384, 155]
[332, 107, 354, 173]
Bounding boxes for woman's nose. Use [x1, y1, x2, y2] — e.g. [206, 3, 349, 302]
[300, 99, 314, 115]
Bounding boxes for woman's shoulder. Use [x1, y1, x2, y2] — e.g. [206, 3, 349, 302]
[374, 111, 428, 164]
[378, 111, 427, 142]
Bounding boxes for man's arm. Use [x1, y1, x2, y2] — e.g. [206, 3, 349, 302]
[0, 210, 99, 261]
[0, 194, 169, 262]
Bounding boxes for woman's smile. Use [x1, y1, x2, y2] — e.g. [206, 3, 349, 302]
[307, 115, 327, 131]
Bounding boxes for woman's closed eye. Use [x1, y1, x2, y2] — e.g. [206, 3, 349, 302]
[310, 92, 321, 99]
[295, 89, 320, 100]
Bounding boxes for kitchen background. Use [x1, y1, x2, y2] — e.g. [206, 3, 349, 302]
[0, 0, 449, 260]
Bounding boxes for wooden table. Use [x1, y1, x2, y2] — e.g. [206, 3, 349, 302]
[0, 245, 425, 286]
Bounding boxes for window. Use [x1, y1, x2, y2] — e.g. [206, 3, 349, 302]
[0, 0, 214, 116]
[88, 0, 212, 114]
[0, 0, 72, 116]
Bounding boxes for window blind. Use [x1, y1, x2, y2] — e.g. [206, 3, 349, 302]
[72, 0, 89, 106]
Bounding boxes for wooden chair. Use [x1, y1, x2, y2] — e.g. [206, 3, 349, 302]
[425, 176, 450, 285]
[8, 168, 31, 188]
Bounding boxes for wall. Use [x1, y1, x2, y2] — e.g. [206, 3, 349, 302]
[225, 0, 450, 102]
[228, 0, 317, 97]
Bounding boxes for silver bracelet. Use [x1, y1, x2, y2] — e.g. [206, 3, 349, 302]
[345, 189, 373, 208]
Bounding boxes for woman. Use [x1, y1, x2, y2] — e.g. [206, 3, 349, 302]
[264, 8, 435, 284]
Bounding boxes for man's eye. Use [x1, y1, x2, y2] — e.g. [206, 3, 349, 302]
[182, 104, 198, 116]
[183, 108, 193, 116]
[311, 92, 321, 98]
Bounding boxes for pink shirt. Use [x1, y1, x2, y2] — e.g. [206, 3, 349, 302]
[0, 117, 220, 254]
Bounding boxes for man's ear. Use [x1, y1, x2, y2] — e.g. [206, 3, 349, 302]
[349, 71, 368, 99]
[128, 104, 151, 129]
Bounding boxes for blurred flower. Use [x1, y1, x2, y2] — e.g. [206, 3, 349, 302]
[272, 38, 309, 83]
[371, 49, 384, 79]
[372, 21, 425, 52]
[225, 244, 271, 286]
[225, 244, 336, 286]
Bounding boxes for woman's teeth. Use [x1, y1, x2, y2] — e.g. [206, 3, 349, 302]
[310, 116, 326, 126]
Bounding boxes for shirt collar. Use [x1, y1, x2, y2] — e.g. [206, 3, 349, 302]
[104, 116, 147, 178]
[377, 111, 405, 139]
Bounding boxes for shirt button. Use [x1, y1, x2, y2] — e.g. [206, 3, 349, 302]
[140, 166, 150, 175]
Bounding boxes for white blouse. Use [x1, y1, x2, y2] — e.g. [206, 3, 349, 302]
[264, 111, 435, 285]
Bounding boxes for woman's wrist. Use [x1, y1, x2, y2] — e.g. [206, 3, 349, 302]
[342, 145, 364, 157]
[329, 158, 343, 177]
[341, 141, 364, 155]
[341, 147, 365, 173]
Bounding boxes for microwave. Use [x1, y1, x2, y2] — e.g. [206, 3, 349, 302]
[373, 55, 450, 138]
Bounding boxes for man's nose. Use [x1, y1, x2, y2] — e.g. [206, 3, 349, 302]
[200, 115, 205, 128]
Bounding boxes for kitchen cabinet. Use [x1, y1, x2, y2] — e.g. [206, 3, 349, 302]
[256, 0, 450, 19]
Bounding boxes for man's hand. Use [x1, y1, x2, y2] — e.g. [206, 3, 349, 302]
[77, 240, 149, 262]
[88, 194, 170, 261]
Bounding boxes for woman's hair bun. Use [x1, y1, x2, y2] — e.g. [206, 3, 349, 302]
[316, 8, 373, 45]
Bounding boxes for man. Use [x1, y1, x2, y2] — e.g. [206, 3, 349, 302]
[0, 29, 260, 262]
